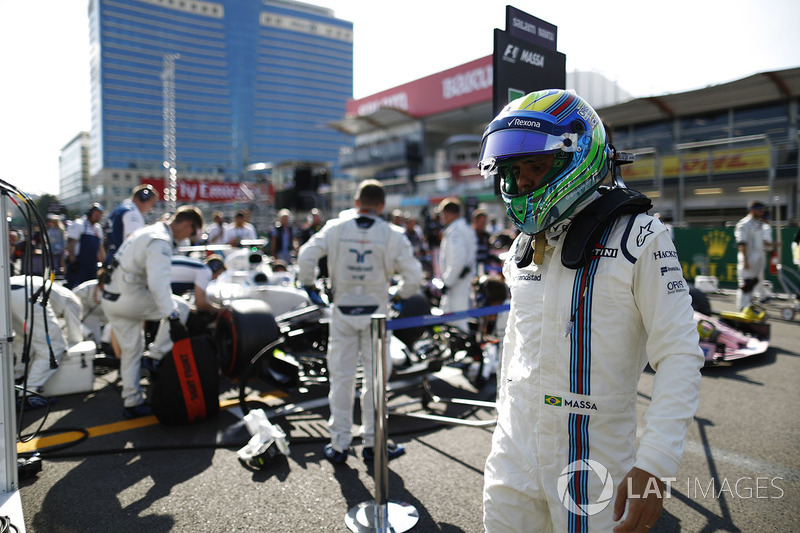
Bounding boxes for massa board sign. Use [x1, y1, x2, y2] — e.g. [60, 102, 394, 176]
[493, 29, 566, 115]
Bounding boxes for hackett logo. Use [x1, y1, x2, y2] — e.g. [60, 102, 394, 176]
[653, 250, 679, 260]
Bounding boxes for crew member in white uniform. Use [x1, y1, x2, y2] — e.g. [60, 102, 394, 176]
[72, 279, 109, 346]
[170, 254, 226, 313]
[106, 184, 159, 264]
[101, 206, 203, 418]
[297, 179, 422, 463]
[10, 275, 84, 347]
[64, 203, 106, 289]
[734, 201, 767, 310]
[10, 277, 70, 408]
[437, 197, 477, 332]
[479, 90, 704, 533]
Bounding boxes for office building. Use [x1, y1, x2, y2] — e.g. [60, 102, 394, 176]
[84, 0, 352, 212]
[59, 132, 92, 214]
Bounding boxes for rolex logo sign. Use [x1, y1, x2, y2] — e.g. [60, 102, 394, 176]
[702, 230, 731, 260]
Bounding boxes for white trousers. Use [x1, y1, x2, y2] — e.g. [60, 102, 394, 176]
[326, 308, 391, 451]
[441, 278, 472, 332]
[102, 283, 185, 408]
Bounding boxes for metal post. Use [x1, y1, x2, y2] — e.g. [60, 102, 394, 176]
[372, 314, 389, 529]
[345, 315, 418, 533]
[0, 194, 18, 493]
[0, 193, 27, 531]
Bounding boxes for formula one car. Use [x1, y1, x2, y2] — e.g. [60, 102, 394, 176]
[689, 288, 770, 366]
[202, 247, 447, 383]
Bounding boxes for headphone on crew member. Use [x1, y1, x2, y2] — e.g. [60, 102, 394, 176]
[134, 184, 157, 202]
[86, 203, 104, 218]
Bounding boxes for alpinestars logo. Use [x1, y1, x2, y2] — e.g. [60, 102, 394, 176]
[557, 460, 614, 516]
[637, 221, 654, 247]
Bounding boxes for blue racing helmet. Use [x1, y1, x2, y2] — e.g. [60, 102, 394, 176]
[479, 89, 611, 235]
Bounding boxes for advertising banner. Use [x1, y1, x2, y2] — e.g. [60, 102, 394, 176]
[621, 146, 771, 182]
[141, 178, 269, 204]
[673, 226, 796, 288]
[345, 56, 493, 119]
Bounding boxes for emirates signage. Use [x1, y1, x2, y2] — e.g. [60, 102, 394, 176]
[346, 55, 493, 119]
[141, 178, 269, 203]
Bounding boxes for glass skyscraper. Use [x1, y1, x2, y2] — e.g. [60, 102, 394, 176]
[88, 0, 353, 209]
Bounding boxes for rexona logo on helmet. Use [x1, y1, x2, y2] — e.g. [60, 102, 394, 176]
[479, 89, 611, 236]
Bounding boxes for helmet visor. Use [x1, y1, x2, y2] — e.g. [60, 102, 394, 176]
[496, 152, 571, 198]
[480, 128, 569, 164]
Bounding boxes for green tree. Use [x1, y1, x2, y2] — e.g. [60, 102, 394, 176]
[35, 194, 61, 216]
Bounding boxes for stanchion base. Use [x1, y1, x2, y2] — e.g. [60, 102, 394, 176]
[345, 500, 419, 532]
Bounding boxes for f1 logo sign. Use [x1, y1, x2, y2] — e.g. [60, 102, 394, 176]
[503, 44, 520, 63]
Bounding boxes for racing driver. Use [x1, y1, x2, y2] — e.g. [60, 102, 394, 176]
[479, 89, 704, 532]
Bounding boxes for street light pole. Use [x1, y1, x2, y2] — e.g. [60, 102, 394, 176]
[162, 53, 179, 213]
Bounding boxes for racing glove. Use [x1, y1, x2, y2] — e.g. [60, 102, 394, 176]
[389, 293, 403, 314]
[303, 286, 325, 306]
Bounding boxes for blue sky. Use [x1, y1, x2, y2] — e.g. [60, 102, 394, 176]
[1, 0, 798, 196]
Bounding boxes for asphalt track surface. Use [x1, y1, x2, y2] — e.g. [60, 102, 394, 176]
[13, 292, 800, 532]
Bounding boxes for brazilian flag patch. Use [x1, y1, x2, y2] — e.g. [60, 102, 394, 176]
[544, 395, 562, 406]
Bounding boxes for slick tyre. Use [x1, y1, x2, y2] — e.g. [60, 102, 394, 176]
[216, 299, 279, 377]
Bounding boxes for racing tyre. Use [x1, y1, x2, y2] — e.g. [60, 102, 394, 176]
[216, 299, 280, 377]
[781, 307, 796, 321]
[689, 287, 713, 316]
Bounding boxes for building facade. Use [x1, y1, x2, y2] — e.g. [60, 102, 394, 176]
[58, 132, 92, 214]
[336, 63, 799, 229]
[82, 0, 352, 215]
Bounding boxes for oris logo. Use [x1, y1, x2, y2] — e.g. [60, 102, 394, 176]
[667, 280, 687, 294]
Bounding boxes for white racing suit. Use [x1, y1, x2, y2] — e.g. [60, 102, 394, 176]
[10, 278, 69, 391]
[438, 217, 476, 331]
[72, 280, 108, 344]
[101, 222, 181, 408]
[484, 212, 704, 532]
[10, 275, 84, 346]
[734, 214, 766, 309]
[297, 212, 422, 452]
